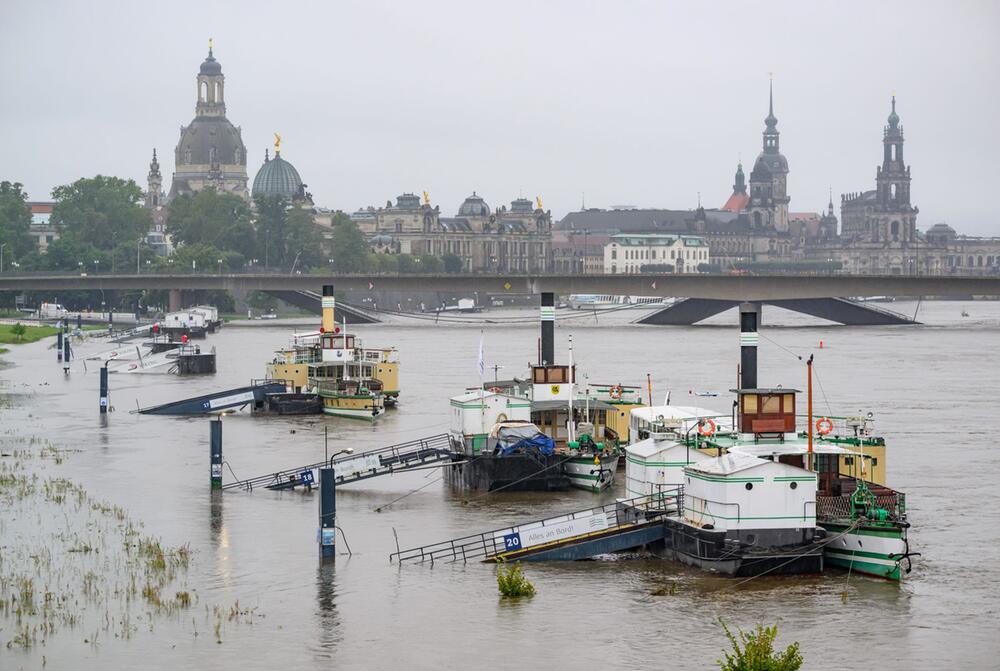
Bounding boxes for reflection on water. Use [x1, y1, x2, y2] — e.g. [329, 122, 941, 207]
[0, 300, 997, 669]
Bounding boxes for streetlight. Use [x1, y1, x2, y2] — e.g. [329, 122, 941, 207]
[217, 258, 223, 275]
[93, 260, 100, 274]
[0, 242, 6, 273]
[137, 238, 142, 274]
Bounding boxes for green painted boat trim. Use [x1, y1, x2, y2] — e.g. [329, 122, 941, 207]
[824, 547, 898, 562]
[626, 456, 689, 467]
[687, 472, 765, 484]
[824, 554, 901, 580]
[685, 507, 814, 521]
[819, 523, 905, 539]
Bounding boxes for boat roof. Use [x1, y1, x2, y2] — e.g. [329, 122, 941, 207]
[730, 387, 802, 394]
[450, 389, 522, 403]
[689, 452, 768, 476]
[627, 435, 700, 459]
[729, 442, 857, 458]
[531, 399, 616, 411]
[630, 405, 730, 422]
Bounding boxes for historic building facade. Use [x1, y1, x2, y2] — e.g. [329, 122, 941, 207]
[603, 234, 710, 274]
[167, 44, 249, 201]
[357, 192, 553, 272]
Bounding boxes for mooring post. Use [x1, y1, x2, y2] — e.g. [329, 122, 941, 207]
[57, 326, 63, 362]
[210, 418, 223, 490]
[318, 467, 336, 559]
[738, 302, 761, 389]
[99, 364, 109, 414]
[62, 332, 70, 373]
[76, 313, 82, 330]
[540, 291, 555, 365]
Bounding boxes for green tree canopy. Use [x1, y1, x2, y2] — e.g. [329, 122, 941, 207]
[285, 207, 327, 271]
[167, 189, 254, 257]
[253, 194, 289, 267]
[0, 181, 35, 260]
[329, 214, 370, 273]
[51, 176, 150, 250]
[151, 243, 244, 273]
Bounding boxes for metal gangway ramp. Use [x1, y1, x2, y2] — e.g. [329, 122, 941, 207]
[223, 433, 455, 492]
[390, 488, 683, 565]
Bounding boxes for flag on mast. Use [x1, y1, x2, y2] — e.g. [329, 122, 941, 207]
[477, 331, 485, 378]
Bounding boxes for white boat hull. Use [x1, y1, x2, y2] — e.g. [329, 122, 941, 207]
[563, 454, 618, 492]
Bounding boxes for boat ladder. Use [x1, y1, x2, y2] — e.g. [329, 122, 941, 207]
[389, 488, 684, 565]
[222, 433, 457, 492]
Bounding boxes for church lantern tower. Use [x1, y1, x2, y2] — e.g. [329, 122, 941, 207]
[748, 78, 790, 231]
[169, 40, 249, 201]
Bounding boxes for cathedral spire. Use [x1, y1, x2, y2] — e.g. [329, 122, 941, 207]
[765, 74, 777, 129]
[733, 161, 746, 194]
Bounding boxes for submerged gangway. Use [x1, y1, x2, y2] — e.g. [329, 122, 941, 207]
[222, 433, 456, 492]
[389, 489, 684, 565]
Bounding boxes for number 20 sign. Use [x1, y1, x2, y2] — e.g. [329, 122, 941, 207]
[502, 532, 522, 551]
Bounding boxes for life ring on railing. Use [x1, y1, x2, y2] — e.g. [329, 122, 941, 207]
[698, 418, 716, 436]
[609, 385, 623, 400]
[487, 387, 504, 394]
[816, 417, 834, 435]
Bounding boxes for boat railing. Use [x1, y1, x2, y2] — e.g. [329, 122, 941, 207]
[389, 488, 683, 564]
[816, 491, 905, 521]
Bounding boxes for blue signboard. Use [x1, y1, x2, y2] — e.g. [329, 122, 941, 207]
[502, 532, 522, 551]
[320, 528, 336, 546]
[300, 469, 315, 487]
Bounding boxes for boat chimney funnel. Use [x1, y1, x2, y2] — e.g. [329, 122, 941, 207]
[739, 302, 761, 389]
[321, 285, 336, 333]
[540, 292, 554, 365]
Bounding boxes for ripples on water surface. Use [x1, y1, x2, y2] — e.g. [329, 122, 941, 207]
[1, 300, 998, 669]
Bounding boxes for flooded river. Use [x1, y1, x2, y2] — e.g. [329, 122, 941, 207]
[1, 300, 998, 669]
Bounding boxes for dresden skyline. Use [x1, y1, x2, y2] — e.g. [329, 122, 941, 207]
[2, 1, 998, 235]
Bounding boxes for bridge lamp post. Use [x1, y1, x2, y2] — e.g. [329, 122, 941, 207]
[0, 242, 6, 273]
[93, 260, 99, 274]
[217, 258, 223, 276]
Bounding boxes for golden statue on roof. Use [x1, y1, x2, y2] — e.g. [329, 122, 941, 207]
[536, 196, 543, 209]
[274, 132, 281, 155]
[423, 190, 430, 205]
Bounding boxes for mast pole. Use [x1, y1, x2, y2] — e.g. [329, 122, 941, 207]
[646, 372, 653, 407]
[807, 354, 814, 472]
[567, 334, 575, 443]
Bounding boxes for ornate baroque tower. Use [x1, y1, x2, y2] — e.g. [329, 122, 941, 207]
[748, 78, 790, 231]
[169, 41, 249, 201]
[146, 149, 162, 208]
[873, 95, 917, 242]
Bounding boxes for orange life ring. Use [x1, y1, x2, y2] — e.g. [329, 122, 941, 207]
[609, 385, 623, 400]
[816, 417, 834, 435]
[487, 386, 504, 394]
[698, 418, 717, 436]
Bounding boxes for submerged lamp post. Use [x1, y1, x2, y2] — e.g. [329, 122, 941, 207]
[99, 362, 110, 414]
[209, 415, 227, 490]
[319, 447, 353, 559]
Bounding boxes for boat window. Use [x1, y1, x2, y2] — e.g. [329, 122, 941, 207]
[742, 394, 758, 413]
[782, 393, 794, 412]
[761, 394, 780, 414]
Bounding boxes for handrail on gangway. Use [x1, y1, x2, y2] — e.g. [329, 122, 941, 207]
[389, 488, 684, 565]
[222, 433, 456, 492]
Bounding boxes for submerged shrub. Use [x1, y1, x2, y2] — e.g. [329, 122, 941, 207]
[717, 618, 803, 671]
[496, 561, 536, 598]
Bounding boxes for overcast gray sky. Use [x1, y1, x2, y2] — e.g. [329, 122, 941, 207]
[3, 1, 998, 234]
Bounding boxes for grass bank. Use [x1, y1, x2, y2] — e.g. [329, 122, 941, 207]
[0, 324, 60, 345]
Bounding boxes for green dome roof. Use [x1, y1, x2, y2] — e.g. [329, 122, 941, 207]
[252, 150, 304, 200]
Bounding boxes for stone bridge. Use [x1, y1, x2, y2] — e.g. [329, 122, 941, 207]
[2, 272, 997, 325]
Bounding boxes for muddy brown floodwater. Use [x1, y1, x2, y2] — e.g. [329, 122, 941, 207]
[1, 300, 998, 670]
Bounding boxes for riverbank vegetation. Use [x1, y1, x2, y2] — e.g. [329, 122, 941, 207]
[0, 323, 59, 345]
